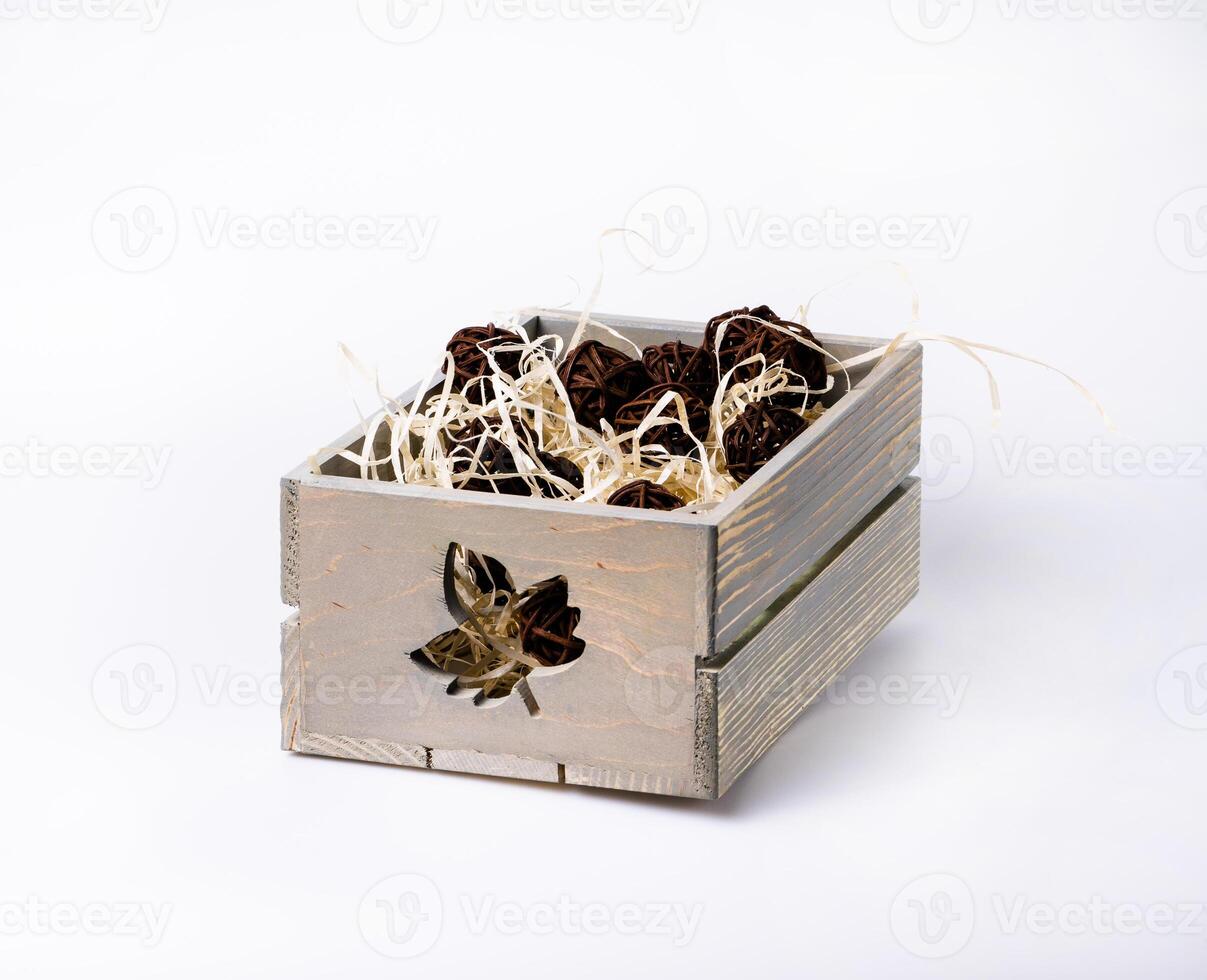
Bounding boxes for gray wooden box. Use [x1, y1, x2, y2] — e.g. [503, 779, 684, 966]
[280, 310, 923, 799]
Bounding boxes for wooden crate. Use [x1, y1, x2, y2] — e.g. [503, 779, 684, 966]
[280, 310, 923, 799]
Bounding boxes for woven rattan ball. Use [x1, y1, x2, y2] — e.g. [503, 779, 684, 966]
[447, 421, 533, 496]
[703, 305, 778, 373]
[516, 578, 585, 668]
[732, 320, 827, 405]
[722, 402, 809, 484]
[613, 383, 710, 454]
[557, 340, 649, 430]
[533, 449, 583, 499]
[446, 325, 522, 403]
[606, 480, 685, 511]
[641, 341, 718, 403]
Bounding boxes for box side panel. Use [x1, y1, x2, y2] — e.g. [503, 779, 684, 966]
[709, 479, 921, 796]
[713, 345, 922, 650]
[294, 482, 713, 791]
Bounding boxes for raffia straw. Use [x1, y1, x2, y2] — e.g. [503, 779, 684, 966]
[316, 311, 831, 509]
[804, 262, 1113, 430]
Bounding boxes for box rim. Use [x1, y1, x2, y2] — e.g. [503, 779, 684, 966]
[285, 309, 921, 529]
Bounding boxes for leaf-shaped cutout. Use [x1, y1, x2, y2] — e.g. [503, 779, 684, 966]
[410, 544, 585, 709]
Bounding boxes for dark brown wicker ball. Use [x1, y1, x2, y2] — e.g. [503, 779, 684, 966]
[447, 422, 533, 496]
[446, 325, 522, 403]
[703, 305, 778, 374]
[606, 480, 685, 511]
[533, 449, 583, 498]
[516, 578, 585, 668]
[732, 320, 828, 406]
[722, 403, 810, 484]
[641, 341, 718, 403]
[614, 383, 710, 454]
[557, 341, 649, 430]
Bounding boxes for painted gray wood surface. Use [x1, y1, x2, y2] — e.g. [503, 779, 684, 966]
[705, 478, 922, 796]
[291, 480, 711, 787]
[713, 343, 922, 651]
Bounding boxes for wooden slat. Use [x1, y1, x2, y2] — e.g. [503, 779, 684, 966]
[707, 479, 921, 796]
[713, 345, 922, 651]
[563, 764, 701, 799]
[294, 730, 427, 768]
[430, 749, 559, 783]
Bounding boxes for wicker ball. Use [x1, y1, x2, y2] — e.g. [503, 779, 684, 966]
[641, 341, 718, 403]
[558, 341, 649, 430]
[606, 480, 685, 511]
[703, 305, 778, 373]
[614, 383, 710, 454]
[722, 403, 809, 484]
[447, 422, 533, 496]
[516, 578, 585, 668]
[732, 320, 828, 406]
[533, 449, 583, 499]
[446, 325, 522, 403]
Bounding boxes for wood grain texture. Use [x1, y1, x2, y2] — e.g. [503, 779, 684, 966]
[295, 730, 427, 768]
[294, 479, 712, 787]
[563, 764, 701, 799]
[707, 479, 922, 796]
[713, 344, 922, 651]
[281, 613, 300, 751]
[430, 748, 559, 783]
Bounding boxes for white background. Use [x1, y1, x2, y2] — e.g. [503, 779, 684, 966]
[2, 0, 1206, 976]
